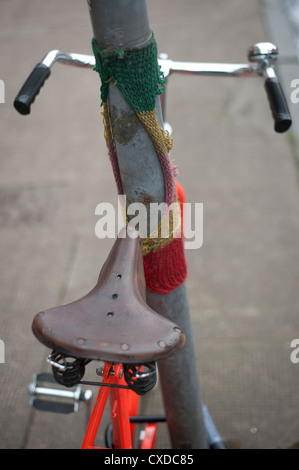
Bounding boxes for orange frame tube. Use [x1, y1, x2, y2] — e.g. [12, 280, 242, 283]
[81, 363, 140, 449]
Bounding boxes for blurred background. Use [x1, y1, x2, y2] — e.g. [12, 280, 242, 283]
[1, 0, 299, 449]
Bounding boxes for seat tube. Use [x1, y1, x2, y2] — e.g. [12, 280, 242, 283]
[109, 365, 133, 449]
[87, 0, 208, 449]
[82, 363, 112, 449]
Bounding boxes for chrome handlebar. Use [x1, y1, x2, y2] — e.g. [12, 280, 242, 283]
[14, 42, 292, 132]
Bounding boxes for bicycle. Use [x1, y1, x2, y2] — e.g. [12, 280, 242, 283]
[14, 0, 291, 451]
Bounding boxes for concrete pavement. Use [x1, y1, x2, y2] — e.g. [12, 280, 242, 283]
[0, 0, 299, 449]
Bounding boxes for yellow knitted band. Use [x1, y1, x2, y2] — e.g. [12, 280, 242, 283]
[101, 103, 179, 256]
[137, 109, 173, 154]
[141, 199, 181, 256]
[102, 102, 113, 145]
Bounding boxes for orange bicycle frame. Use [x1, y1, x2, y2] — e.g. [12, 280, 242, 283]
[81, 362, 157, 449]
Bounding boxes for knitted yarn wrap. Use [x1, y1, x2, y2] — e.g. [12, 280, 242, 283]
[92, 33, 187, 294]
[92, 34, 165, 112]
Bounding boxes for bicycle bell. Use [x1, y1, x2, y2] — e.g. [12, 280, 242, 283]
[247, 42, 278, 64]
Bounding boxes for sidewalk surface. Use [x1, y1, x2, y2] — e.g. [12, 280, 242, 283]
[1, 0, 299, 449]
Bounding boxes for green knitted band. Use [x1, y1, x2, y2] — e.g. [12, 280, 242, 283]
[91, 33, 166, 112]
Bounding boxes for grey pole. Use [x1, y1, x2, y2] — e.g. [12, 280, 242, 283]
[87, 0, 208, 449]
[146, 284, 208, 449]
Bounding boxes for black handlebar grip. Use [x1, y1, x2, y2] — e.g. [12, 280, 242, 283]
[265, 77, 292, 133]
[14, 63, 51, 115]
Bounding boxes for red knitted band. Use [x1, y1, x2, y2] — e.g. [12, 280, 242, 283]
[143, 181, 188, 294]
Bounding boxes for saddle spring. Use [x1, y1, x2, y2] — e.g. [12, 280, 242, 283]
[47, 350, 157, 395]
[47, 351, 91, 388]
[123, 362, 157, 395]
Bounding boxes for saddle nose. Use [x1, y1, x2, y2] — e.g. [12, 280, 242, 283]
[32, 227, 185, 364]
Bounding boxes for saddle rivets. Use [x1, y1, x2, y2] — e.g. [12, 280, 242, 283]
[174, 327, 181, 334]
[120, 343, 129, 351]
[158, 340, 166, 349]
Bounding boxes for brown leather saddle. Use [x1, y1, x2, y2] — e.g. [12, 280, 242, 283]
[32, 227, 185, 365]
